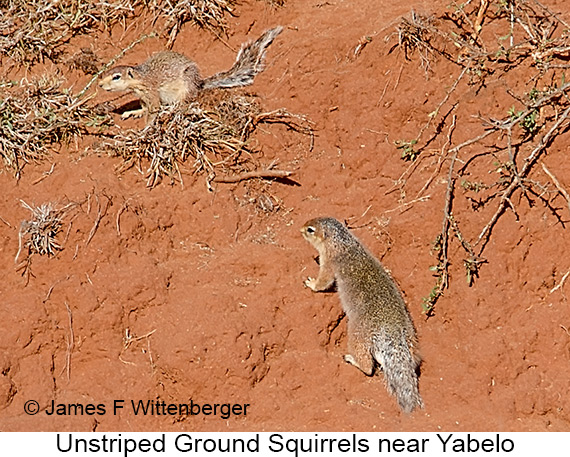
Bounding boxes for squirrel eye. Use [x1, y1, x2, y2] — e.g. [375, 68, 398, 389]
[112, 74, 121, 81]
[306, 226, 315, 234]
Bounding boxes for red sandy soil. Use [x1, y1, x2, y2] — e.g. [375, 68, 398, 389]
[1, 0, 570, 432]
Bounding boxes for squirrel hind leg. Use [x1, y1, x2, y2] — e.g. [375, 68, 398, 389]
[345, 324, 375, 376]
[344, 353, 374, 376]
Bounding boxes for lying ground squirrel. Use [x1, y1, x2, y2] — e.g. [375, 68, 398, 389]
[301, 217, 423, 413]
[98, 26, 282, 119]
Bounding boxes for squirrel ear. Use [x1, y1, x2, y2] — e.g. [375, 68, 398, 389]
[127, 68, 135, 78]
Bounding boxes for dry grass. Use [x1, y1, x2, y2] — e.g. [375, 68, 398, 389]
[0, 74, 111, 178]
[99, 92, 312, 188]
[0, 0, 142, 65]
[395, 10, 435, 74]
[0, 0, 239, 65]
[150, 0, 238, 47]
[15, 200, 78, 281]
[17, 201, 66, 259]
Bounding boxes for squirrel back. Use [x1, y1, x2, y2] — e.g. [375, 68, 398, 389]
[301, 217, 423, 413]
[202, 26, 283, 90]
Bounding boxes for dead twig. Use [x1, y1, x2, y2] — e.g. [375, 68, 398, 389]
[120, 328, 157, 366]
[476, 105, 570, 253]
[550, 270, 569, 294]
[350, 35, 373, 60]
[213, 168, 294, 183]
[116, 198, 132, 237]
[472, 0, 489, 38]
[541, 163, 570, 217]
[63, 302, 74, 382]
[86, 193, 112, 247]
[32, 163, 56, 185]
[424, 116, 457, 314]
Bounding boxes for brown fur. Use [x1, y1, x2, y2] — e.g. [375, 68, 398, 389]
[301, 217, 423, 413]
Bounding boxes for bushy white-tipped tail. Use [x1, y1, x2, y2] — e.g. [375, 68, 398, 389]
[203, 26, 283, 90]
[373, 331, 423, 413]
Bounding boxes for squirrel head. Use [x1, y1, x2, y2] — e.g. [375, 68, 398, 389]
[301, 217, 353, 250]
[99, 66, 137, 92]
[301, 217, 358, 252]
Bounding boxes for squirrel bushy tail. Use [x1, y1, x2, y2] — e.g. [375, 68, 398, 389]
[202, 26, 283, 90]
[373, 330, 423, 413]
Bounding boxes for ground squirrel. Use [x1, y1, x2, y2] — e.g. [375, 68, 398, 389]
[98, 26, 282, 119]
[301, 217, 423, 413]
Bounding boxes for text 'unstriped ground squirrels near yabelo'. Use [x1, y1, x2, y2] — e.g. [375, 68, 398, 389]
[301, 217, 423, 413]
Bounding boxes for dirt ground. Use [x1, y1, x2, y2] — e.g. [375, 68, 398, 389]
[1, 0, 570, 432]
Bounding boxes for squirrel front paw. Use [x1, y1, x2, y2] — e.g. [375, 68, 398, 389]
[344, 354, 356, 366]
[304, 277, 318, 291]
[121, 108, 145, 120]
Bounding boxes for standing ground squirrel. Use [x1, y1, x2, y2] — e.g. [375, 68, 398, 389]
[301, 217, 423, 413]
[98, 26, 282, 119]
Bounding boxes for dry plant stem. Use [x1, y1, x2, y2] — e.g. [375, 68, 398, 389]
[120, 328, 157, 365]
[32, 163, 56, 185]
[16, 230, 25, 265]
[64, 302, 74, 382]
[115, 198, 133, 237]
[387, 69, 465, 196]
[449, 129, 495, 157]
[86, 194, 112, 247]
[213, 169, 294, 183]
[416, 67, 466, 143]
[476, 105, 570, 253]
[346, 205, 373, 227]
[498, 82, 570, 131]
[124, 329, 157, 350]
[541, 163, 570, 216]
[146, 338, 156, 373]
[550, 270, 570, 294]
[439, 115, 458, 292]
[473, 0, 489, 37]
[383, 196, 430, 215]
[465, 80, 570, 152]
[506, 126, 526, 196]
[416, 113, 458, 199]
[386, 151, 435, 196]
[533, 0, 570, 29]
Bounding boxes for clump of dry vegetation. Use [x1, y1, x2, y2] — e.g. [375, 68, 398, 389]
[391, 0, 570, 314]
[152, 0, 238, 47]
[0, 0, 142, 65]
[0, 74, 111, 178]
[17, 202, 66, 258]
[100, 92, 312, 188]
[0, 0, 241, 65]
[15, 200, 78, 280]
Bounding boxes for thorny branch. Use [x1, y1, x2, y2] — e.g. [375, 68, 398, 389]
[393, 1, 570, 313]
